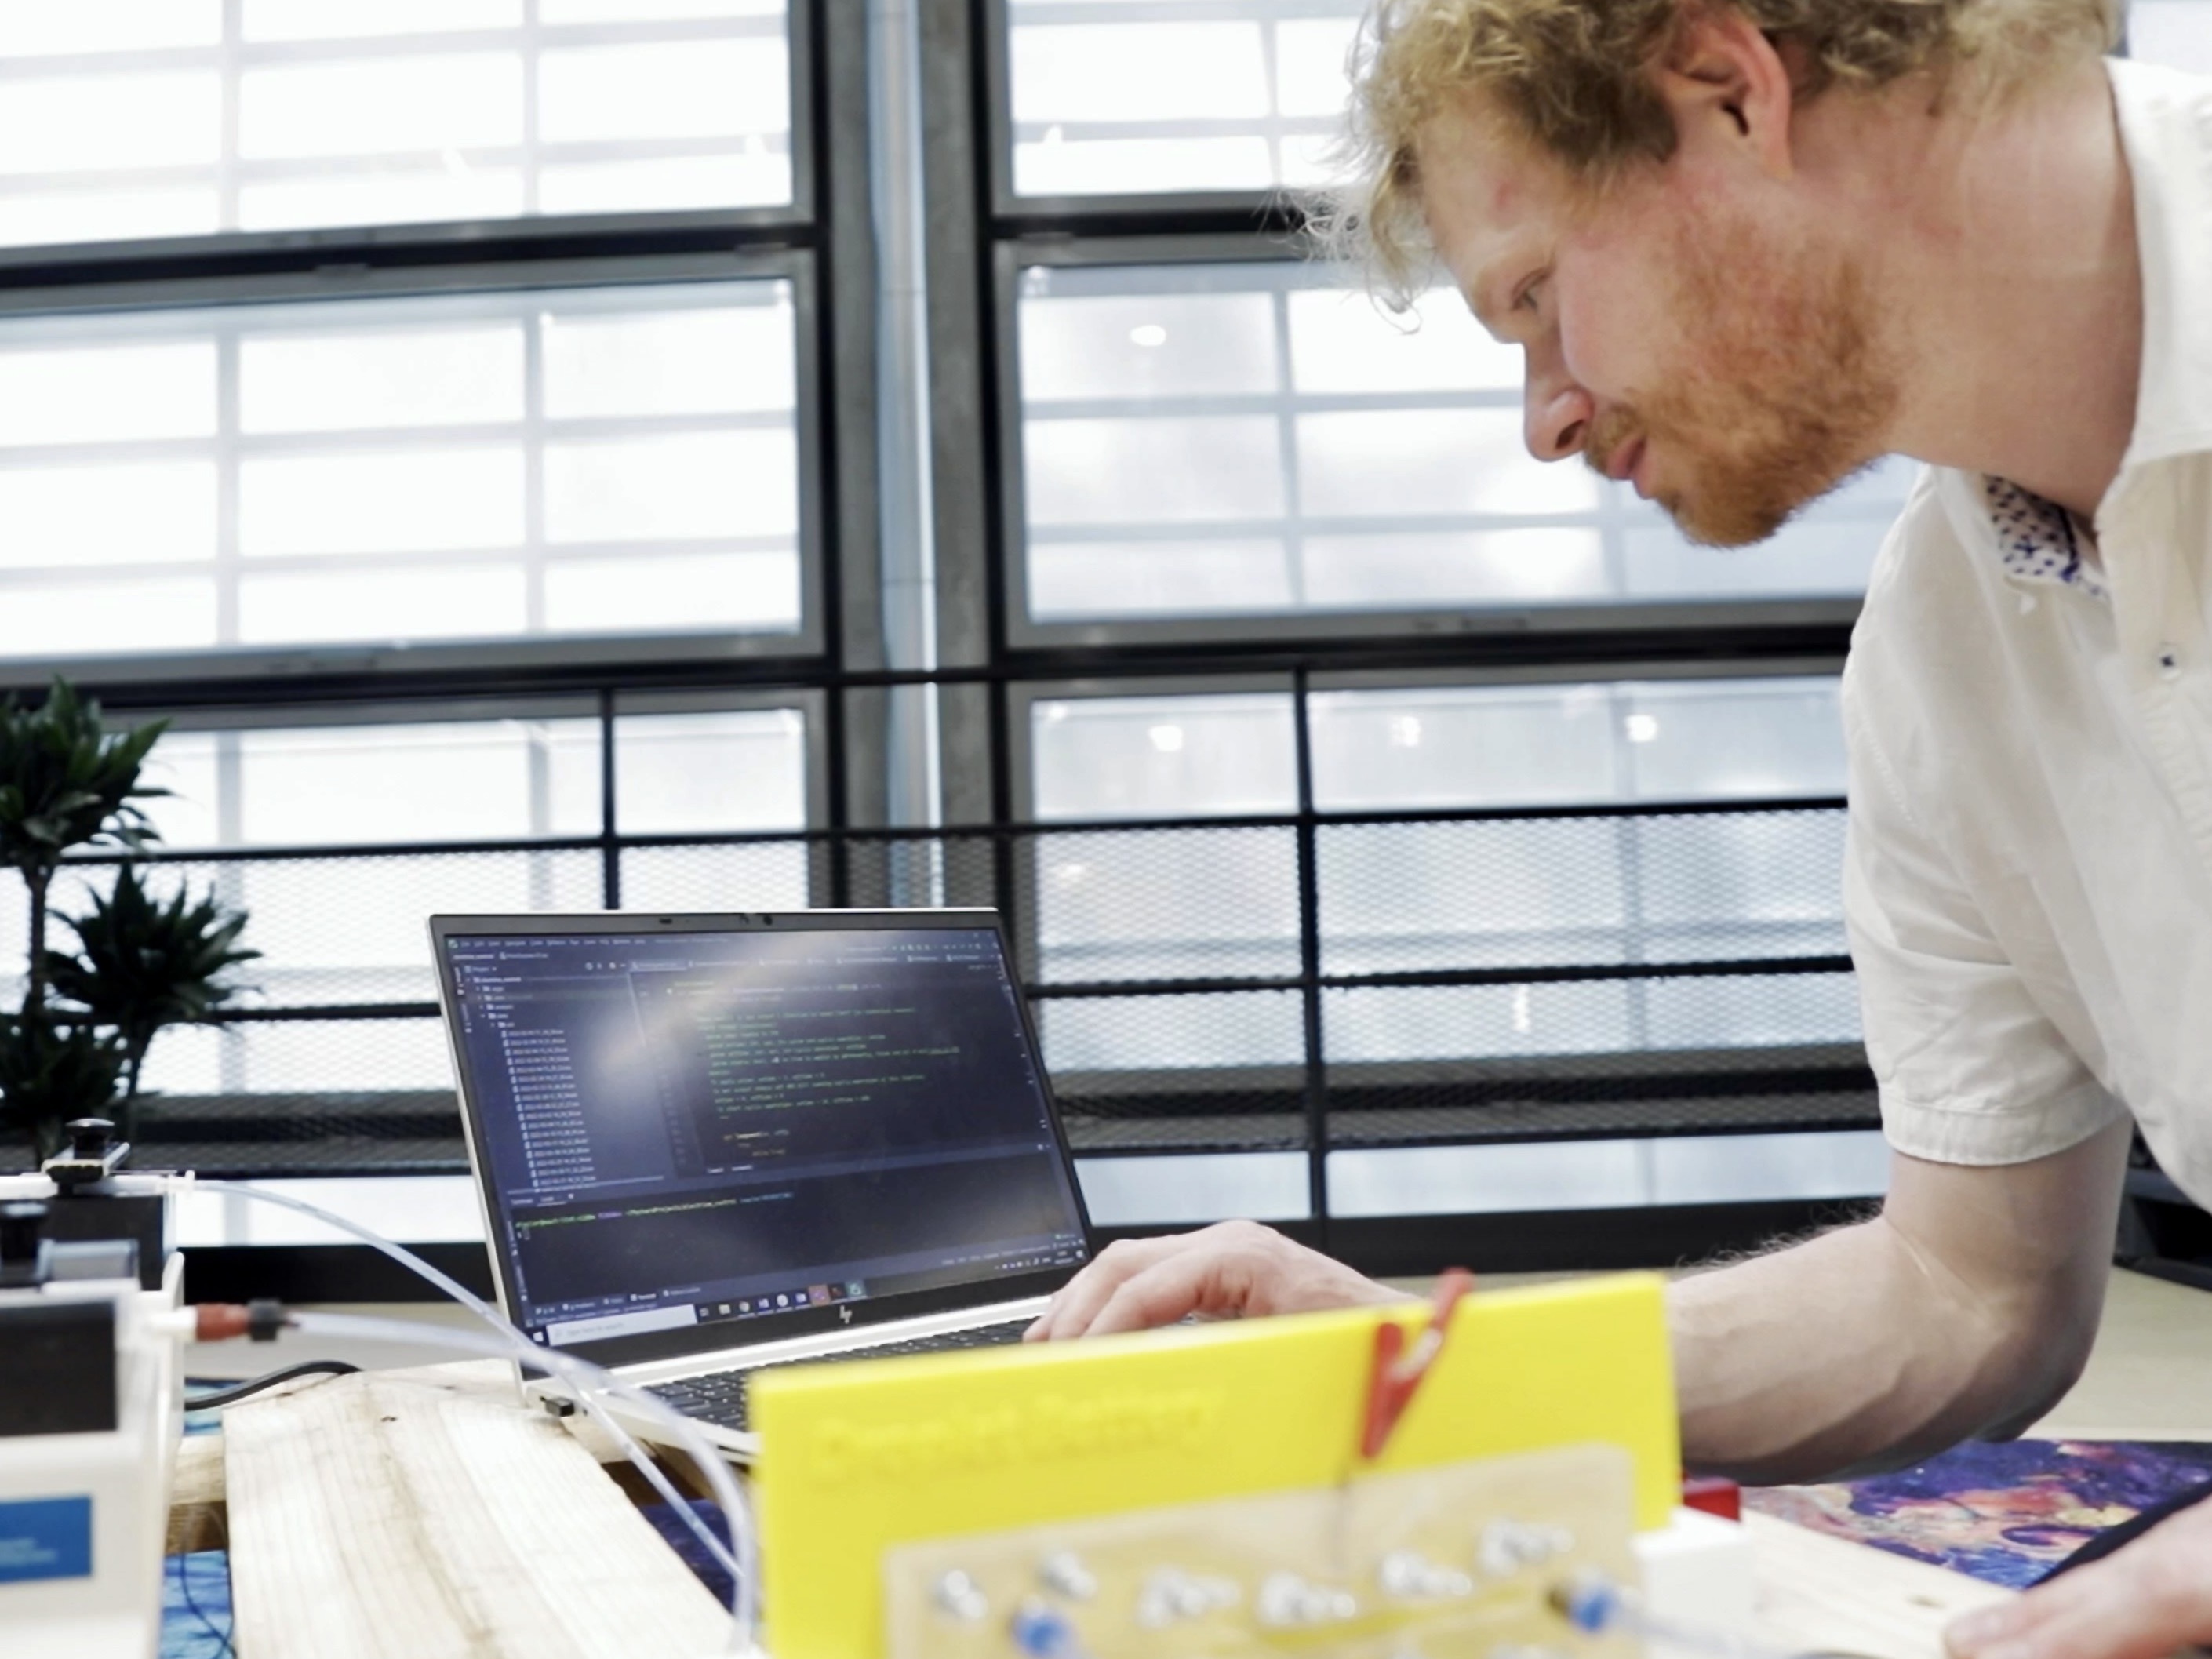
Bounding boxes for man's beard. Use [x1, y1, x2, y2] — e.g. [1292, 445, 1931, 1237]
[1584, 213, 1899, 548]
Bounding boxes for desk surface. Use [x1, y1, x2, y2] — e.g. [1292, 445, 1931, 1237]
[2033, 1267, 2212, 1441]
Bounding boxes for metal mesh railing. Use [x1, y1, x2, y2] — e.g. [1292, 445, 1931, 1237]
[20, 796, 1871, 1213]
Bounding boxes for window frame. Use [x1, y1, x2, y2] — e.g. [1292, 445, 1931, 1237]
[0, 249, 830, 688]
[981, 0, 1360, 225]
[141, 686, 830, 820]
[1008, 656, 1852, 831]
[0, 0, 818, 274]
[0, 0, 835, 697]
[993, 232, 1873, 650]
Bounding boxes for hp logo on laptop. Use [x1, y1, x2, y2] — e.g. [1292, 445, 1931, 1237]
[839, 1305, 853, 1324]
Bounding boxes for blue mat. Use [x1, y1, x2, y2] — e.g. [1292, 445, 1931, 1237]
[162, 1550, 233, 1659]
[639, 1497, 737, 1608]
[1748, 1438, 2212, 1589]
[160, 1389, 237, 1657]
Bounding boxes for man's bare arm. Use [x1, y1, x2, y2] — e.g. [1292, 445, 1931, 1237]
[1031, 1122, 2130, 1485]
[1672, 1119, 2129, 1483]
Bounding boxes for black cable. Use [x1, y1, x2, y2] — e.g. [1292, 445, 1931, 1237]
[184, 1359, 360, 1411]
[2037, 1475, 2212, 1582]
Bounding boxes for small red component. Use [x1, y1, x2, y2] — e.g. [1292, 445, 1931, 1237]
[1680, 1475, 1742, 1521]
[193, 1304, 253, 1342]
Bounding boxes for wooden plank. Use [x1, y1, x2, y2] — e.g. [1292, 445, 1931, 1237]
[223, 1360, 730, 1659]
[1747, 1512, 2012, 1659]
[167, 1432, 228, 1555]
[174, 1432, 227, 1508]
[168, 1373, 691, 1552]
[169, 1369, 336, 1551]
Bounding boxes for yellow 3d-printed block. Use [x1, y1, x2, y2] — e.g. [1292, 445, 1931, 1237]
[751, 1272, 1677, 1659]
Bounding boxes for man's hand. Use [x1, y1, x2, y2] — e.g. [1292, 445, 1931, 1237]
[1946, 1494, 2212, 1659]
[1024, 1220, 1410, 1341]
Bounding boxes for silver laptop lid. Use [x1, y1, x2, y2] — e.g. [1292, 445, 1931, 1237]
[429, 909, 1093, 1371]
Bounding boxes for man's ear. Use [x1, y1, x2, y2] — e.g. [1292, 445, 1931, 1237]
[1652, 6, 1797, 180]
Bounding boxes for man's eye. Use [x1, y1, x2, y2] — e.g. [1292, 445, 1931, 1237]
[1515, 277, 1546, 313]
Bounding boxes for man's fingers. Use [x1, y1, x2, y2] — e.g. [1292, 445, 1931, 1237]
[1946, 1568, 2115, 1659]
[1947, 1529, 2212, 1659]
[1026, 1222, 1277, 1341]
[1024, 1235, 1187, 1341]
[1082, 1252, 1237, 1338]
[1952, 1573, 2185, 1659]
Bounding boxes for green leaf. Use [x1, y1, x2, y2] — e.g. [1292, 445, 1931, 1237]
[0, 679, 169, 882]
[49, 864, 257, 1087]
[0, 1012, 127, 1162]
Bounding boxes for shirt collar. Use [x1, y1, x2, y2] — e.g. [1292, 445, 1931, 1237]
[1964, 61, 2210, 598]
[1983, 475, 2109, 601]
[2106, 58, 2212, 482]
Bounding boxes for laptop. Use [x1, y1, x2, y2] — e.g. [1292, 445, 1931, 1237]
[428, 908, 1096, 1458]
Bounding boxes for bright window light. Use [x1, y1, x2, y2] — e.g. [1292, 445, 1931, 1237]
[0, 2, 794, 249]
[0, 279, 804, 662]
[1007, 1, 1365, 198]
[1032, 695, 1297, 821]
[1017, 263, 1912, 625]
[2130, 2, 2212, 72]
[1025, 679, 1854, 1068]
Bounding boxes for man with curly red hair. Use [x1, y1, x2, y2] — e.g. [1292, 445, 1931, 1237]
[1031, 1, 2212, 1650]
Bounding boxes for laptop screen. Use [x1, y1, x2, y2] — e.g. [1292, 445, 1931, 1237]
[438, 919, 1091, 1352]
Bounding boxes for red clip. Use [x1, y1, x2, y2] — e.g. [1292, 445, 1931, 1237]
[1359, 1267, 1475, 1461]
[1680, 1475, 1742, 1521]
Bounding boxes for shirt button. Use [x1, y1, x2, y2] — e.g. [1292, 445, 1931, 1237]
[2157, 645, 2184, 679]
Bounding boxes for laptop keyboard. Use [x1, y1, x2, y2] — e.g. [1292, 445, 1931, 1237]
[644, 1316, 1035, 1434]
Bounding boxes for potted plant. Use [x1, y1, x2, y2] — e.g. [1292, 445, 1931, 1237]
[0, 679, 256, 1162]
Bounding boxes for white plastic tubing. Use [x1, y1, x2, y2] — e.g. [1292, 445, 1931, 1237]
[179, 1177, 763, 1658]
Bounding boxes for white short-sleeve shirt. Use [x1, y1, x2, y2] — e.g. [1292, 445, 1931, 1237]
[1844, 59, 2212, 1206]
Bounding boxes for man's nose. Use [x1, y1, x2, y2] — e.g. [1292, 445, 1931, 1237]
[1524, 377, 1593, 464]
